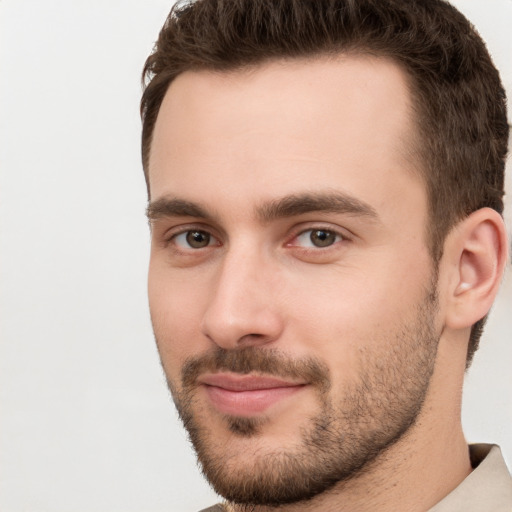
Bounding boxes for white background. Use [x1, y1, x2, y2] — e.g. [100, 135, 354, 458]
[1, 1, 511, 511]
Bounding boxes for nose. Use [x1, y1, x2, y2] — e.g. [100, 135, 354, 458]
[200, 248, 284, 350]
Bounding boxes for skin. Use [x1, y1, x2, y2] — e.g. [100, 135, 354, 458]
[147, 56, 507, 511]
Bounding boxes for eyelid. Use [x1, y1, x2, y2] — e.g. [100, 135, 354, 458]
[175, 230, 218, 249]
[162, 222, 222, 247]
[285, 223, 352, 248]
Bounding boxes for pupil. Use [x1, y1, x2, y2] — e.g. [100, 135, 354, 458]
[187, 230, 210, 248]
[311, 230, 335, 247]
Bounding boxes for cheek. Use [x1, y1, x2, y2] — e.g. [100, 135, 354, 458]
[148, 263, 210, 376]
[280, 254, 431, 371]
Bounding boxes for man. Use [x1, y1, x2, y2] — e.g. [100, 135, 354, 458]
[141, 0, 511, 510]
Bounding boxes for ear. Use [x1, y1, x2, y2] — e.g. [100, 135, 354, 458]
[443, 208, 508, 330]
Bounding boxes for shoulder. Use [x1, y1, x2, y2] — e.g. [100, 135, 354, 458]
[198, 505, 226, 512]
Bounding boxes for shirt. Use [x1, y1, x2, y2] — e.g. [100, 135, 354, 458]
[428, 444, 512, 511]
[199, 444, 512, 512]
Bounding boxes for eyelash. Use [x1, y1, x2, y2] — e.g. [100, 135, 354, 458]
[288, 227, 347, 250]
[164, 224, 349, 253]
[173, 229, 220, 249]
[163, 224, 221, 251]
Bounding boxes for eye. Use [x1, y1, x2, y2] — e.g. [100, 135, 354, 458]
[173, 230, 217, 249]
[294, 228, 343, 248]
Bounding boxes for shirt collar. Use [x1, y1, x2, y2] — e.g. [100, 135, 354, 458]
[428, 444, 512, 512]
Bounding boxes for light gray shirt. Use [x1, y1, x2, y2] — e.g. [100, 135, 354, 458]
[200, 444, 512, 512]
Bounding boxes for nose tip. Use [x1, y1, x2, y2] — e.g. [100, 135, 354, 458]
[202, 312, 283, 349]
[200, 257, 284, 350]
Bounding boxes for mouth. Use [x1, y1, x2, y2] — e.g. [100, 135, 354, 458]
[198, 373, 308, 416]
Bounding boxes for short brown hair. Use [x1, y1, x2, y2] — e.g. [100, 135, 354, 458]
[141, 0, 508, 365]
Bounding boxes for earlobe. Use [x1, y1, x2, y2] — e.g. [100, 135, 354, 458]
[444, 208, 508, 330]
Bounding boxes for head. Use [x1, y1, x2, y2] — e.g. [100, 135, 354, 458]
[142, 0, 508, 366]
[142, 0, 508, 507]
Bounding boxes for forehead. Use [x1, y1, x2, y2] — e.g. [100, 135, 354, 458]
[148, 55, 423, 220]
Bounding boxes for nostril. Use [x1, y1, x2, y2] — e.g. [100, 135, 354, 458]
[200, 277, 284, 349]
[238, 333, 272, 345]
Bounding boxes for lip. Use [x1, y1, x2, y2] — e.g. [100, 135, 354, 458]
[198, 373, 307, 416]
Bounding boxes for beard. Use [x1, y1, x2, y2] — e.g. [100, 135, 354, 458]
[162, 284, 440, 508]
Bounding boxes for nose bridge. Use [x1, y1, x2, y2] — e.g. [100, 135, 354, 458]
[201, 240, 282, 348]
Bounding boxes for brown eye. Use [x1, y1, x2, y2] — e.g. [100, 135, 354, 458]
[293, 228, 343, 249]
[185, 230, 211, 248]
[309, 229, 337, 247]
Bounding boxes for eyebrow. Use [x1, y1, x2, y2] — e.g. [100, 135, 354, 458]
[146, 198, 213, 221]
[146, 191, 379, 224]
[257, 191, 379, 223]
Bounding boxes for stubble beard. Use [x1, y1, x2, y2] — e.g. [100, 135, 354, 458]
[162, 285, 440, 508]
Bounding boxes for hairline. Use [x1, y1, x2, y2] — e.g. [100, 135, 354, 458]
[144, 49, 428, 190]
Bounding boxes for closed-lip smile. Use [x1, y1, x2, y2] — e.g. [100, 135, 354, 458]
[198, 373, 307, 416]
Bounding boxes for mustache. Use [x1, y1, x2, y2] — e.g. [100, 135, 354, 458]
[181, 346, 331, 392]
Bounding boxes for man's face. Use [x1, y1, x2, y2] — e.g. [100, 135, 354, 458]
[148, 57, 441, 505]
